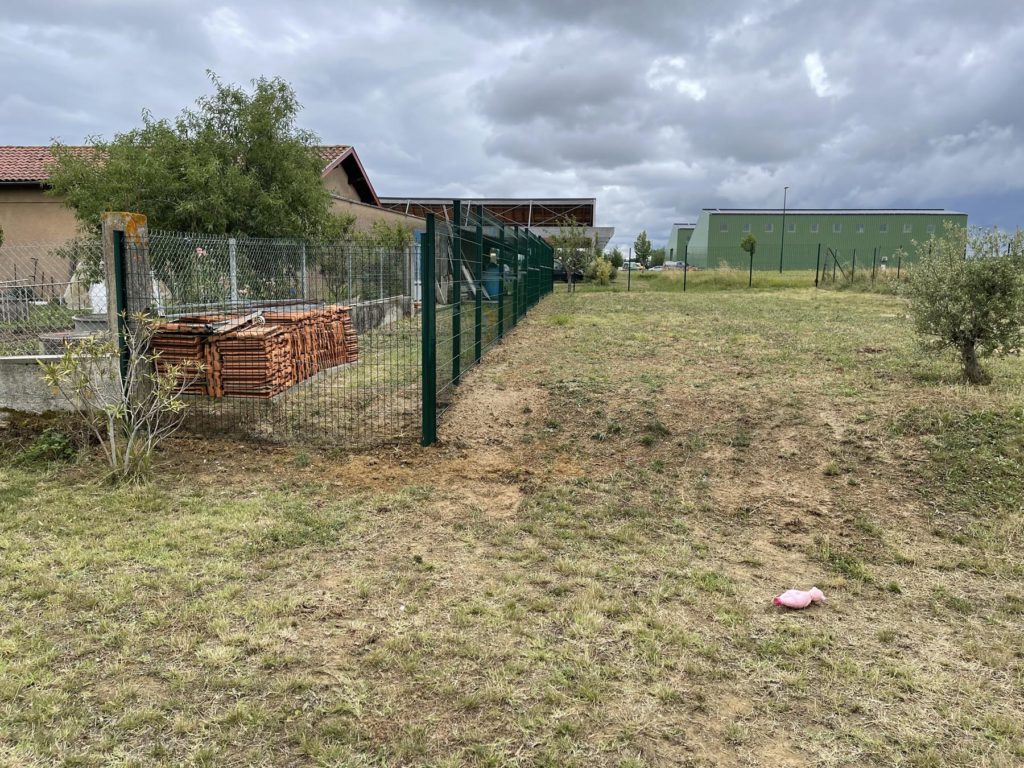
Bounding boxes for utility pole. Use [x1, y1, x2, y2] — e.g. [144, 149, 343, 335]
[779, 185, 789, 273]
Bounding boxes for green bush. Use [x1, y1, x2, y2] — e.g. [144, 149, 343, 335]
[14, 428, 76, 467]
[585, 257, 613, 286]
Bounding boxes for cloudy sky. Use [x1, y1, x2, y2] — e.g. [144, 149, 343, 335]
[3, 0, 1023, 247]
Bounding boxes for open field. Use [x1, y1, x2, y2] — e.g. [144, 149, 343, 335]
[587, 267, 910, 294]
[2, 288, 1023, 766]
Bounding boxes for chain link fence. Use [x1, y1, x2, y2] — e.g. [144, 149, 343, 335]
[120, 229, 421, 447]
[0, 238, 104, 355]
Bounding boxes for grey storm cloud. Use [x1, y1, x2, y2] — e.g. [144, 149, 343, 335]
[2, 0, 1024, 247]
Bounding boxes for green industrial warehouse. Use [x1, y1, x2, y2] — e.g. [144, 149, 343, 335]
[666, 223, 695, 261]
[680, 209, 968, 271]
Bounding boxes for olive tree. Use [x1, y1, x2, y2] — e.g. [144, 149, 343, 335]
[550, 217, 593, 293]
[740, 233, 757, 258]
[907, 224, 1024, 384]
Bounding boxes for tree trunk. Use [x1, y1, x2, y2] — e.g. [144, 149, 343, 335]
[960, 341, 990, 385]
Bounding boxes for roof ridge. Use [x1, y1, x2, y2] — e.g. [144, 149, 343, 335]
[1, 144, 352, 183]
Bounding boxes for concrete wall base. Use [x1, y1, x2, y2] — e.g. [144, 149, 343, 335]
[0, 355, 117, 413]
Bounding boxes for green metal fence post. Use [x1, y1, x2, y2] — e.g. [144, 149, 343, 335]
[498, 223, 505, 339]
[474, 205, 483, 363]
[814, 243, 821, 287]
[530, 237, 537, 307]
[421, 214, 437, 446]
[529, 236, 534, 307]
[871, 247, 877, 283]
[524, 236, 532, 309]
[514, 226, 520, 325]
[683, 241, 688, 292]
[451, 200, 462, 385]
[524, 235, 530, 308]
[851, 248, 857, 282]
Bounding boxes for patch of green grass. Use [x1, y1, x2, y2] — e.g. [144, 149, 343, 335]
[813, 535, 873, 582]
[579, 268, 819, 293]
[11, 427, 77, 467]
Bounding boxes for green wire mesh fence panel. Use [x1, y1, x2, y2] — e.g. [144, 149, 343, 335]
[120, 229, 421, 448]
[421, 204, 553, 442]
[432, 212, 458, 417]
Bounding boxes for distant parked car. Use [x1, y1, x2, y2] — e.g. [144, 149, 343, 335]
[648, 265, 663, 273]
[552, 260, 584, 283]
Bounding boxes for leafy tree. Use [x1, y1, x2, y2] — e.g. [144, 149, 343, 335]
[633, 230, 653, 268]
[314, 220, 414, 303]
[353, 220, 414, 250]
[48, 73, 352, 240]
[608, 246, 624, 269]
[650, 247, 666, 267]
[907, 224, 1024, 384]
[549, 217, 593, 293]
[740, 233, 757, 258]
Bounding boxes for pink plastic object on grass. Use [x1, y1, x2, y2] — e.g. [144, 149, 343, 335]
[772, 587, 826, 609]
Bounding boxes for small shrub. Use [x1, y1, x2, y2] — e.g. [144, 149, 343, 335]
[39, 313, 203, 482]
[14, 427, 76, 467]
[585, 257, 614, 286]
[906, 224, 1024, 384]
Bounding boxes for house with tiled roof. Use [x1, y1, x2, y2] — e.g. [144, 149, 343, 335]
[0, 144, 421, 251]
[0, 146, 86, 246]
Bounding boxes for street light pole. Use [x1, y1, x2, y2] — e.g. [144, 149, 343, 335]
[779, 185, 789, 273]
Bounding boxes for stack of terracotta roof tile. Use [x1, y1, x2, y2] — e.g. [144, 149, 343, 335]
[264, 306, 358, 378]
[150, 305, 358, 399]
[149, 315, 226, 395]
[208, 324, 293, 398]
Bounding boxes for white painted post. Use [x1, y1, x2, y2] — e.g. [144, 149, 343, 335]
[347, 248, 353, 302]
[228, 237, 238, 304]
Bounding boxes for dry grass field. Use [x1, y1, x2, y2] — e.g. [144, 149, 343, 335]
[1, 288, 1022, 766]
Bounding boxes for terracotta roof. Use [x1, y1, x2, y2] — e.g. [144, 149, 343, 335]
[0, 145, 94, 183]
[313, 145, 352, 172]
[0, 144, 354, 183]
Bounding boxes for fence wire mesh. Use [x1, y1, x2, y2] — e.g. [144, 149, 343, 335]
[0, 238, 104, 356]
[121, 230, 421, 447]
[423, 203, 553, 433]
